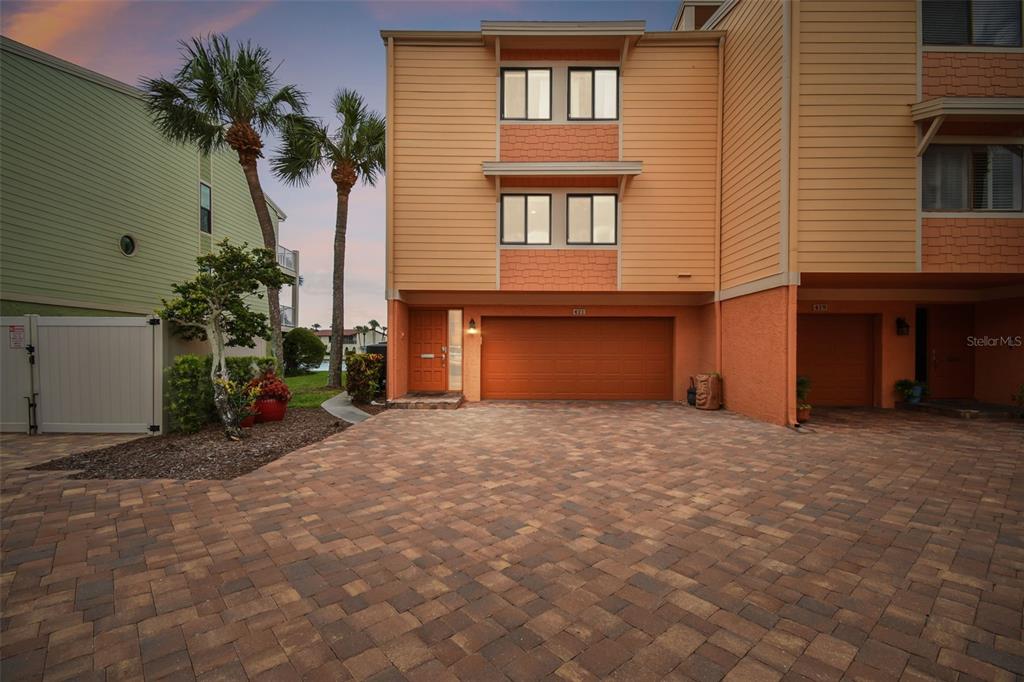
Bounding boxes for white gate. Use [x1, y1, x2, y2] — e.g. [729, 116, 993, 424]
[1, 316, 33, 432]
[0, 316, 161, 434]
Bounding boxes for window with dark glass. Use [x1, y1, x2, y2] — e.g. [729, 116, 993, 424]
[501, 69, 551, 120]
[200, 182, 212, 233]
[567, 195, 617, 244]
[568, 68, 618, 120]
[923, 0, 1022, 47]
[501, 194, 551, 244]
[923, 144, 1023, 211]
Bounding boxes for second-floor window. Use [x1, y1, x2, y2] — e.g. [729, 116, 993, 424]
[923, 144, 1023, 212]
[502, 68, 551, 120]
[569, 68, 618, 120]
[568, 194, 617, 244]
[200, 182, 212, 233]
[923, 0, 1022, 47]
[502, 194, 551, 244]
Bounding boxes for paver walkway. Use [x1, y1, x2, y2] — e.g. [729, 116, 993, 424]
[1, 404, 1022, 681]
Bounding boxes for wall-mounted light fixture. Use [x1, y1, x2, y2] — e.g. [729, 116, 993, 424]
[467, 318, 478, 334]
[896, 317, 911, 336]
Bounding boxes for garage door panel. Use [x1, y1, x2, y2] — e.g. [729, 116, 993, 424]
[482, 317, 673, 400]
[798, 314, 875, 407]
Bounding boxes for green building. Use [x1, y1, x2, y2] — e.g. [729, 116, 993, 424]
[0, 36, 300, 324]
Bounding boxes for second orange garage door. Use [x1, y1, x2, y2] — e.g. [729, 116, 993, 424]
[481, 317, 673, 400]
[797, 314, 876, 406]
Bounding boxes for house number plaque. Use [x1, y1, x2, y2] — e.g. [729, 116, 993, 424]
[811, 303, 829, 312]
[572, 308, 587, 316]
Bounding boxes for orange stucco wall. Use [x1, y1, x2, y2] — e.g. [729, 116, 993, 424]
[795, 298, 917, 408]
[386, 299, 409, 400]
[922, 217, 1024, 273]
[500, 250, 617, 291]
[500, 124, 619, 162]
[923, 52, 1024, 98]
[720, 287, 794, 426]
[974, 297, 1024, 406]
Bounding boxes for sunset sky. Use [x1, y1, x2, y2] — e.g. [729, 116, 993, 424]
[1, 0, 678, 328]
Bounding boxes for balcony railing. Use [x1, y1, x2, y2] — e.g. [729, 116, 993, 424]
[277, 245, 297, 272]
[280, 305, 295, 328]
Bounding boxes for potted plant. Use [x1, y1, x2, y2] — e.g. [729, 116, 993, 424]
[796, 375, 812, 423]
[895, 379, 926, 405]
[249, 371, 292, 422]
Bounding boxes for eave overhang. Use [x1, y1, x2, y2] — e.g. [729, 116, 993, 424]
[480, 21, 646, 37]
[482, 161, 643, 177]
[911, 97, 1024, 122]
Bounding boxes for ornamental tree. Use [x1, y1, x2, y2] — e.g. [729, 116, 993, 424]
[159, 240, 293, 439]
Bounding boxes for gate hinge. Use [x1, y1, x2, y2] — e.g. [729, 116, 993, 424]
[148, 318, 161, 326]
[148, 424, 161, 433]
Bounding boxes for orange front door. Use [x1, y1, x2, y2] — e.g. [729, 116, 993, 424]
[408, 309, 447, 392]
[927, 305, 974, 399]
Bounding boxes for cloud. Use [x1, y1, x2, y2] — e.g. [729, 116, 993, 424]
[2, 0, 129, 55]
[365, 0, 521, 22]
[187, 0, 271, 36]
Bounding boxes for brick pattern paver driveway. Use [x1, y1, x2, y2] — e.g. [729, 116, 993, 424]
[2, 404, 1022, 681]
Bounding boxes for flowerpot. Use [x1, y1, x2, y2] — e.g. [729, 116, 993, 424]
[797, 406, 811, 423]
[686, 386, 697, 406]
[695, 374, 722, 410]
[240, 415, 255, 428]
[908, 385, 924, 404]
[255, 398, 287, 423]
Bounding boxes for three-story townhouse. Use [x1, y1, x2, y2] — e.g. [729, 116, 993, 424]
[383, 3, 1023, 425]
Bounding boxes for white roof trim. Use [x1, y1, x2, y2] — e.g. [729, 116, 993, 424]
[482, 161, 643, 176]
[911, 97, 1024, 121]
[701, 0, 740, 30]
[481, 21, 646, 37]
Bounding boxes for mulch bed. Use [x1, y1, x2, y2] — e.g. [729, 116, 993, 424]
[30, 408, 349, 480]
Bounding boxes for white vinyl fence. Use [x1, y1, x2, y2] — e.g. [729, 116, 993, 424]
[1, 316, 161, 434]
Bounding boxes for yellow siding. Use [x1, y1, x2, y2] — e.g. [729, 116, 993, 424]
[797, 0, 918, 272]
[718, 0, 784, 289]
[621, 45, 719, 291]
[391, 45, 497, 290]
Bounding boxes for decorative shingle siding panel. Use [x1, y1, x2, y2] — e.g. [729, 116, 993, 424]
[500, 124, 618, 162]
[502, 49, 620, 61]
[922, 217, 1024, 272]
[923, 52, 1024, 98]
[500, 250, 617, 291]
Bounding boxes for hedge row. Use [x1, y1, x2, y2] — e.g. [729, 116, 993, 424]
[166, 355, 276, 433]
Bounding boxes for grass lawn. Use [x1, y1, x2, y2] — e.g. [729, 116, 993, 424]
[285, 371, 345, 409]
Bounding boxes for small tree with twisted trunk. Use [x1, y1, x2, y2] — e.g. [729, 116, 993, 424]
[272, 90, 385, 389]
[159, 241, 293, 439]
[142, 34, 307, 364]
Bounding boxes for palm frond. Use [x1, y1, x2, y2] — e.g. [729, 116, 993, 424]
[141, 76, 223, 153]
[326, 88, 386, 188]
[270, 115, 329, 187]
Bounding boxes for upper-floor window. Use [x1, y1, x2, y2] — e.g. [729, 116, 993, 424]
[502, 68, 551, 120]
[200, 182, 212, 233]
[923, 144, 1023, 211]
[923, 0, 1022, 47]
[569, 68, 618, 120]
[568, 194, 617, 244]
[501, 194, 551, 244]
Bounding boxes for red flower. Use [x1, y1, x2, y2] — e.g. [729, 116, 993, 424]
[247, 371, 292, 403]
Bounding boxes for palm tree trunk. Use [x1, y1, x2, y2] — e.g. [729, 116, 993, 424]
[238, 158, 285, 364]
[327, 184, 350, 390]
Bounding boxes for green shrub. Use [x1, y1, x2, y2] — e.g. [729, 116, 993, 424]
[346, 353, 384, 404]
[283, 327, 326, 375]
[164, 354, 276, 433]
[166, 355, 214, 433]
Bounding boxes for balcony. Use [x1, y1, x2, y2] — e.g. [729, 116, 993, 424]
[277, 245, 297, 272]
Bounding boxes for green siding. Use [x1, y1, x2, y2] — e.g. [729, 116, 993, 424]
[0, 39, 272, 317]
[0, 299, 136, 317]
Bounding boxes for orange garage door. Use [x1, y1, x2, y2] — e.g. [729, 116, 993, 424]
[481, 317, 673, 400]
[797, 314, 876, 406]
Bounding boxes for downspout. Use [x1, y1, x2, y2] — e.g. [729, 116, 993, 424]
[714, 34, 725, 372]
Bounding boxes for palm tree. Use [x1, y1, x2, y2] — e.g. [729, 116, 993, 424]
[367, 319, 381, 342]
[141, 34, 307, 363]
[272, 89, 385, 389]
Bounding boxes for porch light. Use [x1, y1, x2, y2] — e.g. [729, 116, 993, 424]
[467, 319, 478, 334]
[896, 317, 911, 336]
